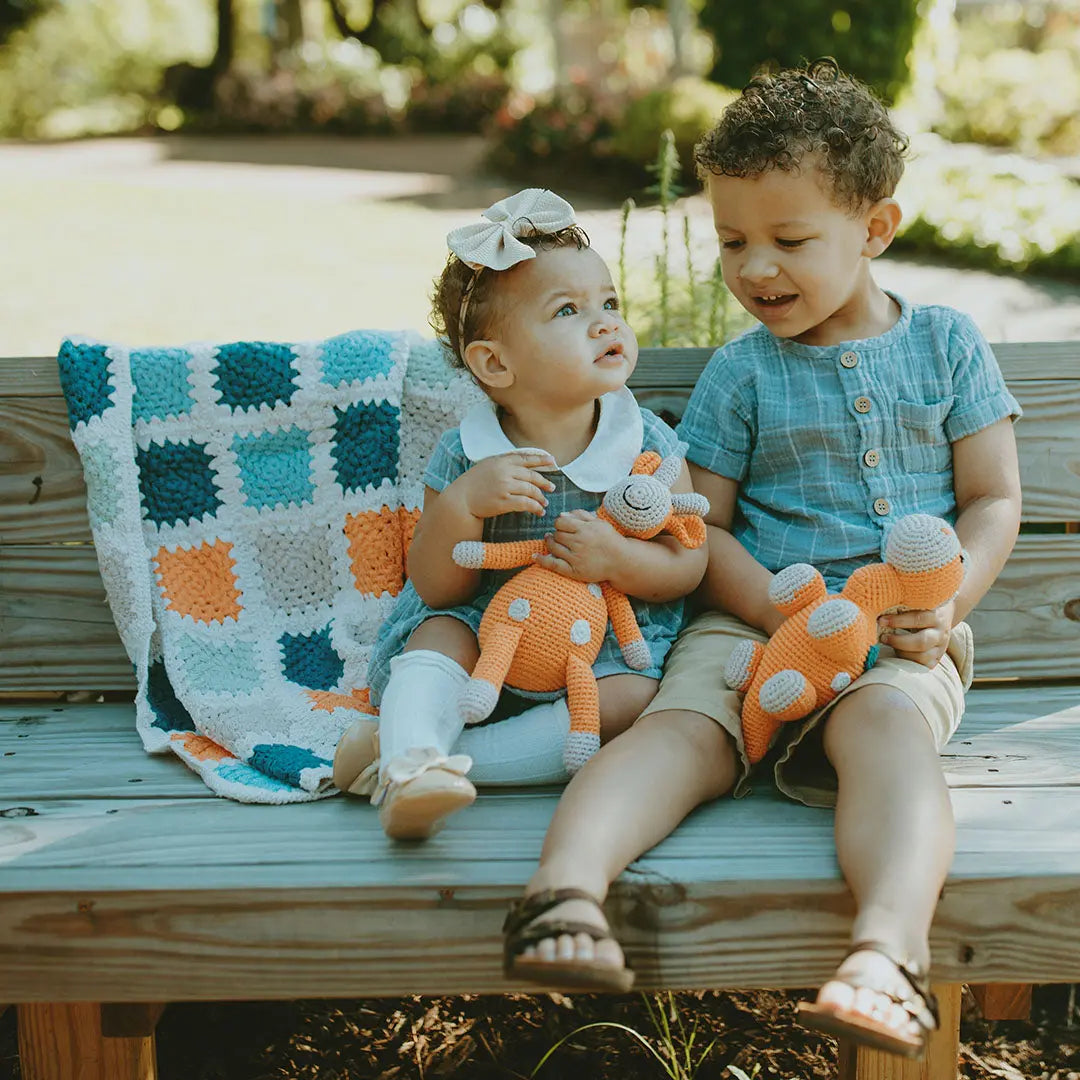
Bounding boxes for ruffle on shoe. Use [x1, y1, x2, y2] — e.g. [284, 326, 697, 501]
[370, 747, 474, 806]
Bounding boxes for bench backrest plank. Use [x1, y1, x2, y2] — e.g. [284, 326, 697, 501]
[2, 343, 1078, 692]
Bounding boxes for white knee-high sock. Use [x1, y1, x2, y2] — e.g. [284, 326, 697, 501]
[377, 649, 469, 771]
[456, 697, 571, 786]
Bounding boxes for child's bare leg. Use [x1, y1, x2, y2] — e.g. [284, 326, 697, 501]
[403, 615, 479, 669]
[513, 708, 738, 973]
[814, 684, 954, 1039]
[597, 672, 659, 743]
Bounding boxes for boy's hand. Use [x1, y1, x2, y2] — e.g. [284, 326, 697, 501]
[453, 450, 557, 519]
[534, 509, 626, 581]
[878, 599, 956, 670]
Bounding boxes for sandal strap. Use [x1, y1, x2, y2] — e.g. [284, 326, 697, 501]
[841, 940, 940, 1030]
[502, 887, 605, 937]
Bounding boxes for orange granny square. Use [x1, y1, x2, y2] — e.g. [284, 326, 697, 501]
[154, 540, 243, 623]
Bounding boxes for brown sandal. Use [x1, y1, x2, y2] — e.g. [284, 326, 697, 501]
[503, 887, 635, 992]
[795, 940, 939, 1059]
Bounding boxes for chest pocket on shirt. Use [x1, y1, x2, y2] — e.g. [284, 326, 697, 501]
[896, 397, 954, 473]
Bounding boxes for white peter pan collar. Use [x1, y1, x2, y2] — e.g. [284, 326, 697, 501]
[458, 386, 644, 492]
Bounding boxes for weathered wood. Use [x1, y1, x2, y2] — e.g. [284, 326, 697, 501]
[100, 1003, 166, 1038]
[4, 870, 1080, 1001]
[968, 982, 1032, 1020]
[3, 342, 1078, 397]
[4, 534, 1076, 691]
[838, 983, 961, 1080]
[17, 1002, 156, 1080]
[3, 345, 1079, 546]
[0, 398, 91, 545]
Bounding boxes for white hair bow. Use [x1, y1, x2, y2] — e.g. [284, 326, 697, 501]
[447, 188, 577, 272]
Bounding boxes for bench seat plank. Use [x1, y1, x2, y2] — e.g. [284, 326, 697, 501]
[4, 686, 1080, 800]
[4, 687, 1080, 1000]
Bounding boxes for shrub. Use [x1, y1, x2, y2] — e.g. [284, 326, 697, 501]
[895, 143, 1080, 279]
[0, 0, 211, 138]
[485, 78, 735, 196]
[934, 48, 1080, 157]
[698, 0, 921, 103]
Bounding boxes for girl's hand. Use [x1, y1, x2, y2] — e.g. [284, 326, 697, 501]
[534, 509, 627, 581]
[878, 599, 956, 670]
[453, 450, 558, 519]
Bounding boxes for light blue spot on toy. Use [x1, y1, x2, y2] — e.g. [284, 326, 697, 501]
[131, 348, 195, 421]
[865, 643, 881, 670]
[216, 761, 296, 792]
[251, 743, 332, 787]
[176, 635, 262, 694]
[81, 441, 123, 526]
[321, 331, 398, 387]
[233, 426, 314, 509]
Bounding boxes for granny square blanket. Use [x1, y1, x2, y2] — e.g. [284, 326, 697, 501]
[57, 330, 482, 802]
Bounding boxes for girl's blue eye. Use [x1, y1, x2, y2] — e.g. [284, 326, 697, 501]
[555, 303, 575, 317]
[603, 297, 619, 311]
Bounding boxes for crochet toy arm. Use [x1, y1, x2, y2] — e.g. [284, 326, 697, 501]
[452, 538, 547, 571]
[600, 582, 650, 670]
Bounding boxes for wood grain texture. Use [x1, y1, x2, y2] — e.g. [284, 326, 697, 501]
[17, 1002, 156, 1080]
[4, 343, 1077, 396]
[2, 345, 1078, 544]
[838, 983, 961, 1080]
[969, 982, 1032, 1020]
[4, 534, 1077, 691]
[3, 693, 1080, 999]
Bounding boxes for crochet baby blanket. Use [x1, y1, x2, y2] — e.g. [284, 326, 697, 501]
[57, 330, 482, 803]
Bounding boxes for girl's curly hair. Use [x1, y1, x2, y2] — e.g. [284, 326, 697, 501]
[430, 223, 590, 368]
[694, 58, 909, 211]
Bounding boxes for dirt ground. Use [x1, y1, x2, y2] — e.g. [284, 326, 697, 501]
[3, 985, 1080, 1078]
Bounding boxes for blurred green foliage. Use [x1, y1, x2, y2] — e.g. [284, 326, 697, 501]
[699, 0, 920, 103]
[486, 76, 734, 195]
[0, 0, 45, 43]
[896, 148, 1080, 279]
[0, 0, 211, 138]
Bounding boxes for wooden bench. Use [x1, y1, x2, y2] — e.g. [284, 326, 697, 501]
[2, 342, 1080, 1080]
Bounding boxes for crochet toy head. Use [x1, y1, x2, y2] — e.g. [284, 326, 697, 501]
[452, 449, 708, 773]
[598, 451, 708, 547]
[726, 513, 965, 763]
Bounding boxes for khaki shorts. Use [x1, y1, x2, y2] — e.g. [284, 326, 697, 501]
[638, 610, 974, 807]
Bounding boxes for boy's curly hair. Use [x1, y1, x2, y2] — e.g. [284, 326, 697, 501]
[694, 58, 909, 212]
[430, 224, 590, 368]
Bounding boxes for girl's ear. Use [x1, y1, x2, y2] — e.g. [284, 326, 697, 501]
[463, 340, 514, 390]
[863, 198, 902, 258]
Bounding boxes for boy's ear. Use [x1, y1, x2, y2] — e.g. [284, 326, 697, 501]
[863, 198, 903, 258]
[463, 340, 514, 390]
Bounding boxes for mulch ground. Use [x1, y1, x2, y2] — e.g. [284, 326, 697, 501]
[4, 986, 1079, 1078]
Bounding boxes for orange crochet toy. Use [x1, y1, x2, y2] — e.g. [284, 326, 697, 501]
[452, 450, 708, 773]
[726, 513, 966, 764]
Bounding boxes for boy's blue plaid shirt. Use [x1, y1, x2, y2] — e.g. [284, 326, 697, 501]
[678, 294, 1021, 592]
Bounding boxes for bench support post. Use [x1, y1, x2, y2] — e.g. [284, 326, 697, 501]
[17, 1002, 157, 1080]
[837, 981, 960, 1080]
[969, 982, 1032, 1020]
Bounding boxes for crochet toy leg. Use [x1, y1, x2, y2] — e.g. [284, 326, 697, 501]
[459, 698, 572, 785]
[375, 649, 476, 839]
[462, 624, 526, 724]
[563, 654, 601, 774]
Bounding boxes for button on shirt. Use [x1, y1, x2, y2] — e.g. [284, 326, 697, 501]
[677, 294, 1022, 591]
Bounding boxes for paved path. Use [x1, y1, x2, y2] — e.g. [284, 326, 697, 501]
[1, 133, 1077, 353]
